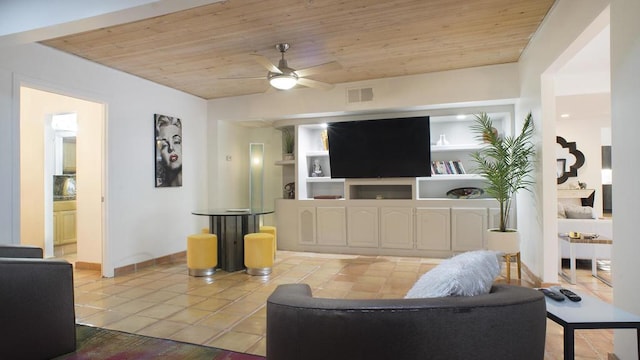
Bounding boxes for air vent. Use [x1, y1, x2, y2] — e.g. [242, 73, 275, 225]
[346, 87, 374, 103]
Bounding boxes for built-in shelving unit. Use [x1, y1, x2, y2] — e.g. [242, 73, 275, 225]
[277, 110, 511, 201]
[273, 106, 515, 259]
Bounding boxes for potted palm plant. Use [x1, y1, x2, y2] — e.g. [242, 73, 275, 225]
[282, 128, 295, 160]
[470, 112, 535, 276]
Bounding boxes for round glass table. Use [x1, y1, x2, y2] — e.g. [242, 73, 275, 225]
[192, 208, 274, 272]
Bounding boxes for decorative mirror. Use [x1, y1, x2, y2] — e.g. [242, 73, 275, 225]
[556, 136, 585, 184]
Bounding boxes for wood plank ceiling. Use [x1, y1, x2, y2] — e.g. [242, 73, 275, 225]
[41, 0, 555, 100]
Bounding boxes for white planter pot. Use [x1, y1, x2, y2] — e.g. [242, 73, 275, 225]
[486, 229, 520, 254]
[283, 153, 294, 160]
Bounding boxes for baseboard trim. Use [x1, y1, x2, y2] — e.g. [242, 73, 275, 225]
[520, 261, 565, 288]
[75, 261, 101, 271]
[521, 261, 543, 288]
[114, 251, 186, 277]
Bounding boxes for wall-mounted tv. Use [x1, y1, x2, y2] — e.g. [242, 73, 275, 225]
[327, 116, 431, 179]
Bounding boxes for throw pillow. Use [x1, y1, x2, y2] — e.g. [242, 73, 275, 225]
[564, 205, 596, 219]
[405, 250, 501, 298]
[557, 202, 566, 218]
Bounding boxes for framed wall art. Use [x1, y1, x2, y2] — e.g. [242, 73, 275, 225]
[154, 114, 182, 187]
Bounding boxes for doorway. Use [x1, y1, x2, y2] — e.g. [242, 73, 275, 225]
[542, 8, 611, 285]
[19, 86, 105, 271]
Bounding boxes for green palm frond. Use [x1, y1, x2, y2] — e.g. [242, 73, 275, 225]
[470, 112, 535, 232]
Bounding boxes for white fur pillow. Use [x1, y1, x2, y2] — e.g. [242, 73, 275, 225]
[405, 250, 501, 298]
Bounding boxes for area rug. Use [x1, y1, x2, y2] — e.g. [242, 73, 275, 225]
[54, 325, 266, 360]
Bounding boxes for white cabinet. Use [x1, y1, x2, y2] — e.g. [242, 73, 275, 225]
[280, 199, 498, 257]
[451, 208, 487, 251]
[53, 201, 77, 245]
[380, 207, 414, 249]
[298, 207, 316, 244]
[298, 206, 347, 246]
[347, 207, 379, 248]
[316, 207, 347, 246]
[416, 208, 451, 251]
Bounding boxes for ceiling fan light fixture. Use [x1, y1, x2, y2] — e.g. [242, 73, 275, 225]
[269, 73, 298, 90]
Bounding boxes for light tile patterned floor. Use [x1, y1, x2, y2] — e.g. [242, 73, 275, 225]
[70, 251, 614, 359]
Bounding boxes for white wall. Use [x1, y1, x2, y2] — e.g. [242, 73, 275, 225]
[208, 63, 521, 232]
[0, 43, 209, 276]
[516, 1, 610, 283]
[611, 0, 640, 357]
[556, 93, 611, 217]
[206, 114, 282, 227]
[208, 63, 520, 123]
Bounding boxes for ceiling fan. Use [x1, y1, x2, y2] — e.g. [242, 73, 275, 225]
[223, 43, 341, 91]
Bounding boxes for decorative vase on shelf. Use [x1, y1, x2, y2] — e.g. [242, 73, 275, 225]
[321, 130, 329, 151]
[436, 134, 449, 146]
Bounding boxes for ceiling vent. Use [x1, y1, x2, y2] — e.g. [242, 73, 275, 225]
[346, 87, 374, 103]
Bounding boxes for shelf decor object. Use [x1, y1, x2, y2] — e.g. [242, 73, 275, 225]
[321, 129, 328, 151]
[436, 134, 450, 146]
[282, 128, 294, 160]
[446, 187, 483, 199]
[556, 136, 585, 184]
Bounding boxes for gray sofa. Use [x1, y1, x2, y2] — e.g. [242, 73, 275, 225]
[0, 245, 76, 359]
[267, 283, 546, 360]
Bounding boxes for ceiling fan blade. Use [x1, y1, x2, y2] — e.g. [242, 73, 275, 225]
[218, 75, 265, 80]
[295, 61, 342, 77]
[297, 78, 334, 90]
[251, 54, 282, 74]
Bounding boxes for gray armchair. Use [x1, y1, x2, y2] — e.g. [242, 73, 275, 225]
[0, 245, 76, 359]
[267, 283, 546, 360]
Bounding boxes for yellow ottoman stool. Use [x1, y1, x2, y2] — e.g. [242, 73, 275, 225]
[244, 233, 274, 276]
[259, 225, 277, 260]
[187, 233, 217, 276]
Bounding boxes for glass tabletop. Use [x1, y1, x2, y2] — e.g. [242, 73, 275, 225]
[545, 292, 640, 325]
[192, 208, 274, 216]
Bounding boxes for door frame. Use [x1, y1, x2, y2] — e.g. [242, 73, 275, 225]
[14, 75, 109, 277]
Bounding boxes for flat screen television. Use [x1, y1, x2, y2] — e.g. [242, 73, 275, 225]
[327, 116, 431, 178]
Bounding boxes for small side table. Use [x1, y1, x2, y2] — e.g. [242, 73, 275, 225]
[558, 233, 612, 286]
[545, 293, 640, 359]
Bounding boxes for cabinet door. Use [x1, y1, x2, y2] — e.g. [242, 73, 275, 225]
[347, 207, 379, 248]
[451, 208, 487, 251]
[316, 207, 347, 246]
[416, 208, 450, 251]
[59, 210, 77, 244]
[53, 212, 60, 245]
[298, 207, 316, 244]
[380, 207, 414, 249]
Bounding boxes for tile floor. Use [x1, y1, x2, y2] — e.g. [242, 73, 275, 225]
[69, 251, 615, 359]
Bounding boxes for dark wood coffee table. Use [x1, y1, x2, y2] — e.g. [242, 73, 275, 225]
[545, 292, 640, 359]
